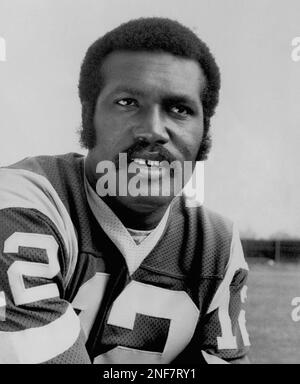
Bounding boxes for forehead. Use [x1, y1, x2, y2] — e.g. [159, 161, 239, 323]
[99, 50, 206, 101]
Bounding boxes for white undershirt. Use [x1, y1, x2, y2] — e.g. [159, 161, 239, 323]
[126, 227, 153, 245]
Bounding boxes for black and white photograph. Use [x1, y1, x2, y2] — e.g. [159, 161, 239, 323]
[0, 0, 300, 366]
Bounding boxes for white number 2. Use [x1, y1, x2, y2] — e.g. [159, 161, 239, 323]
[4, 232, 60, 306]
[95, 281, 199, 364]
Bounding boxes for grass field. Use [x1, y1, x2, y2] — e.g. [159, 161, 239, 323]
[246, 258, 300, 364]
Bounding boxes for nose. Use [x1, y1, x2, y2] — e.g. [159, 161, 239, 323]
[133, 106, 169, 145]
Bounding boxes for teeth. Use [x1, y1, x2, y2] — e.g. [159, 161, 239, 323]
[147, 160, 160, 167]
[132, 158, 161, 167]
[133, 158, 147, 165]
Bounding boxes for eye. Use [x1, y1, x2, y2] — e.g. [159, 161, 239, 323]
[116, 98, 138, 107]
[170, 105, 193, 117]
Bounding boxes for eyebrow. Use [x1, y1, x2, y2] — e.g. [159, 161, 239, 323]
[109, 86, 201, 109]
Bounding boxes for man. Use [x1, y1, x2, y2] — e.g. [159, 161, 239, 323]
[0, 17, 250, 364]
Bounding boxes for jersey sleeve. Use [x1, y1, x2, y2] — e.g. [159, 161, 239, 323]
[172, 224, 250, 365]
[199, 224, 250, 363]
[0, 168, 91, 363]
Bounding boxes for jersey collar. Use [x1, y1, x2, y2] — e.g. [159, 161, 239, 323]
[84, 175, 171, 275]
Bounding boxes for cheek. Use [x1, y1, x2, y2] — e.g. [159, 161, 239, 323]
[191, 119, 204, 151]
[93, 113, 121, 145]
[178, 123, 204, 160]
[93, 112, 134, 159]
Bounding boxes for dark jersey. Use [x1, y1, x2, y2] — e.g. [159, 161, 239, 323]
[0, 153, 250, 364]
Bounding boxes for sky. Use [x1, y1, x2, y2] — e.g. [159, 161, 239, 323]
[0, 0, 299, 239]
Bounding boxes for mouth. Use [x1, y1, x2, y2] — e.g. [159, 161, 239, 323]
[114, 144, 178, 180]
[128, 155, 176, 180]
[128, 150, 171, 167]
[131, 158, 163, 168]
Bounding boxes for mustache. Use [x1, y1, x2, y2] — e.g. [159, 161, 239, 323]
[114, 140, 176, 167]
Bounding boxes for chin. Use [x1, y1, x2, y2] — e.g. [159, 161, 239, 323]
[115, 194, 174, 212]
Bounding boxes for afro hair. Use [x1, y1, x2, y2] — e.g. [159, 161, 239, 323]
[78, 17, 221, 160]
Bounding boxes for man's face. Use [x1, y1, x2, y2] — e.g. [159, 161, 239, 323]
[86, 50, 206, 211]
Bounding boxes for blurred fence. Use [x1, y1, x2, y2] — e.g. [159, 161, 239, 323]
[241, 239, 300, 262]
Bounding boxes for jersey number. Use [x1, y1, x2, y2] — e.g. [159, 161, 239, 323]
[94, 280, 199, 364]
[4, 232, 60, 306]
[217, 285, 250, 349]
